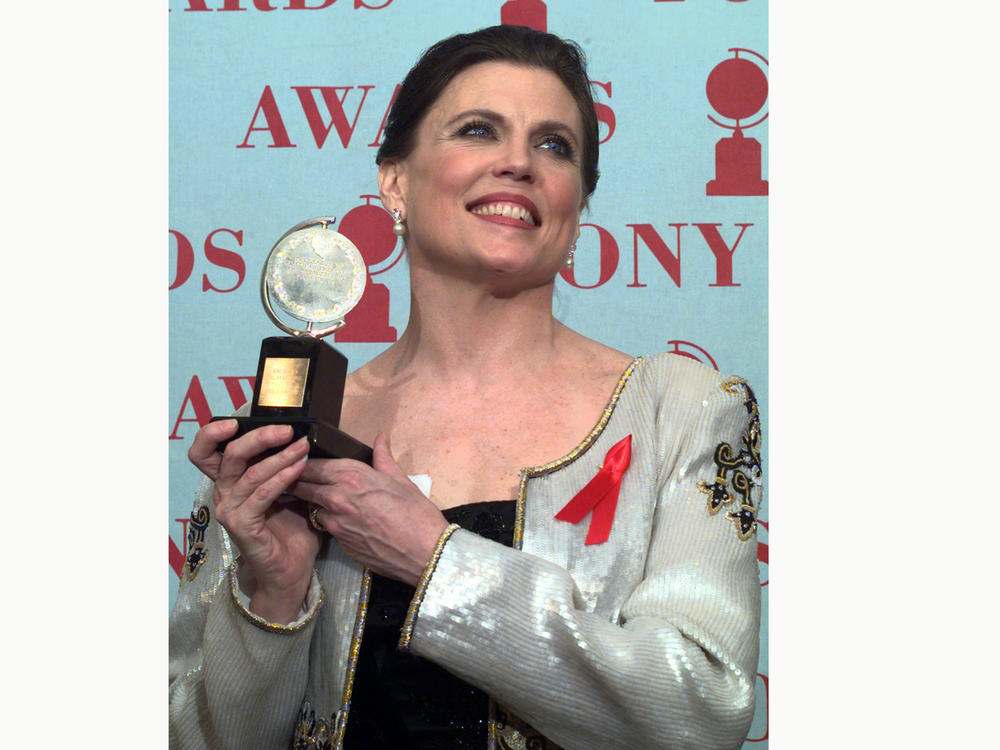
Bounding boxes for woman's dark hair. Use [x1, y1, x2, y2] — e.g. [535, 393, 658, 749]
[376, 25, 600, 199]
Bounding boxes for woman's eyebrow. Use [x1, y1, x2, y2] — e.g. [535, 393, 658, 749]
[533, 119, 580, 143]
[442, 108, 505, 129]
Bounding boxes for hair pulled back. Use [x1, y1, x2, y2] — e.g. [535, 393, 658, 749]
[375, 25, 600, 199]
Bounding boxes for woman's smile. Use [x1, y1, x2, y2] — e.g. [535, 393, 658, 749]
[467, 192, 541, 227]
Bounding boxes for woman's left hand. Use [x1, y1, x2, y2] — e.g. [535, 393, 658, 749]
[291, 433, 450, 586]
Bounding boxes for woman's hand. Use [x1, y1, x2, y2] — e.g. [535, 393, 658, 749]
[291, 433, 450, 587]
[188, 420, 322, 624]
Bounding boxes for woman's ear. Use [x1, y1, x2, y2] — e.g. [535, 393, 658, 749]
[377, 159, 407, 213]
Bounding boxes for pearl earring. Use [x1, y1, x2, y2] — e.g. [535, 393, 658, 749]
[392, 209, 406, 237]
[565, 243, 576, 268]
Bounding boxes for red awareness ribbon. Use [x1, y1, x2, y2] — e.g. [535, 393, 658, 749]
[554, 434, 632, 545]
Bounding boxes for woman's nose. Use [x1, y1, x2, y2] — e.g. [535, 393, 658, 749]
[492, 138, 535, 183]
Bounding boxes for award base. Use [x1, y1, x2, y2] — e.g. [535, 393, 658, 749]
[211, 335, 372, 465]
[706, 132, 768, 196]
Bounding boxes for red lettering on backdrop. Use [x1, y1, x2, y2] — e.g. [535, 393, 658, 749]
[558, 222, 753, 289]
[694, 222, 751, 287]
[169, 229, 247, 291]
[560, 223, 618, 289]
[202, 229, 246, 292]
[626, 223, 686, 288]
[501, 0, 546, 31]
[237, 86, 296, 149]
[287, 0, 337, 8]
[181, 0, 392, 9]
[233, 83, 597, 152]
[591, 80, 616, 145]
[187, 0, 278, 10]
[293, 86, 375, 148]
[367, 83, 400, 148]
[169, 536, 186, 578]
[169, 230, 195, 290]
[217, 376, 256, 410]
[170, 374, 257, 439]
[169, 516, 191, 579]
[169, 376, 213, 440]
[170, 517, 193, 579]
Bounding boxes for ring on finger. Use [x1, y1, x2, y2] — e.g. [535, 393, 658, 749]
[309, 505, 325, 532]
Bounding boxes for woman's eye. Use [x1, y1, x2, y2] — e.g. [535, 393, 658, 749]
[458, 121, 494, 138]
[539, 135, 573, 158]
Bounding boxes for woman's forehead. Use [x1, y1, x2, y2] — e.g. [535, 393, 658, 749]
[424, 62, 582, 132]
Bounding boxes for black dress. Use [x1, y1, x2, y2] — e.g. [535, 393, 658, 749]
[342, 500, 516, 749]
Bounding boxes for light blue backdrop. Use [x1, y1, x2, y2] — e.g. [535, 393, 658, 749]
[169, 0, 768, 743]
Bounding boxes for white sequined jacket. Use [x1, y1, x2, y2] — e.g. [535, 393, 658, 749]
[169, 352, 762, 750]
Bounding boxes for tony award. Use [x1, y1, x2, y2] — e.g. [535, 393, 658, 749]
[212, 217, 373, 464]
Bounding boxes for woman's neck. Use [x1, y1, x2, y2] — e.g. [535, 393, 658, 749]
[387, 265, 567, 380]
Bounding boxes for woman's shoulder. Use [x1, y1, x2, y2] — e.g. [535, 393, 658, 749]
[629, 351, 753, 408]
[555, 326, 633, 377]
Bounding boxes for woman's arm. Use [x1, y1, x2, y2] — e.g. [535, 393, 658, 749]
[169, 473, 326, 750]
[169, 421, 326, 750]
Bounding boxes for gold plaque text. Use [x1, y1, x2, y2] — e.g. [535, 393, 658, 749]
[258, 357, 310, 407]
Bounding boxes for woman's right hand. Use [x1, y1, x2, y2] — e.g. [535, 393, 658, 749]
[188, 420, 322, 625]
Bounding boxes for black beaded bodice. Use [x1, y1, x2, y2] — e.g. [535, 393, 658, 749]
[342, 500, 515, 749]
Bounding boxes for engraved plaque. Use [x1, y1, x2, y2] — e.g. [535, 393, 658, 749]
[258, 357, 310, 408]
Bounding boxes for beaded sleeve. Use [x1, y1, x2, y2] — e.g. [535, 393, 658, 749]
[168, 474, 322, 750]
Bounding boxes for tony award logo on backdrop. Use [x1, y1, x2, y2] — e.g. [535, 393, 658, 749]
[336, 196, 400, 343]
[666, 340, 718, 370]
[501, 0, 546, 30]
[706, 48, 768, 196]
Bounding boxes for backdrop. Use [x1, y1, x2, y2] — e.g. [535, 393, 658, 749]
[168, 0, 769, 744]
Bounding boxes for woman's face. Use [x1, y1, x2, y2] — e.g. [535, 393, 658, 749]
[380, 61, 586, 287]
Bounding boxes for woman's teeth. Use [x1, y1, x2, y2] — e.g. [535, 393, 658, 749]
[470, 203, 536, 226]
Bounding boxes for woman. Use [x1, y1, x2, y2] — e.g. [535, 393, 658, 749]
[170, 25, 762, 750]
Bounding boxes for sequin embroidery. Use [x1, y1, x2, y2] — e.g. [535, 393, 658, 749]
[698, 377, 762, 541]
[292, 701, 333, 750]
[183, 505, 210, 581]
[492, 704, 562, 749]
[331, 569, 372, 747]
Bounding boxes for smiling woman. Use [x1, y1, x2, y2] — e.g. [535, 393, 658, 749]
[169, 24, 763, 750]
[379, 62, 586, 288]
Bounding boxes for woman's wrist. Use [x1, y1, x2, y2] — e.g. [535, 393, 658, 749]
[228, 559, 324, 632]
[398, 516, 452, 587]
[247, 589, 308, 625]
[236, 561, 312, 625]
